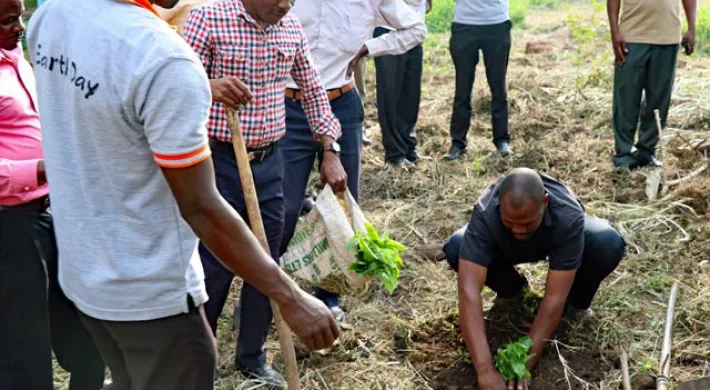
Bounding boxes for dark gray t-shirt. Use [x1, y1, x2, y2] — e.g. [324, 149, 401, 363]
[459, 174, 586, 271]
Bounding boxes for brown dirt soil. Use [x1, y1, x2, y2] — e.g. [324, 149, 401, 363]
[409, 306, 612, 390]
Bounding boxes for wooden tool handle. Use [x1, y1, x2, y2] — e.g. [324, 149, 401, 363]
[227, 109, 301, 390]
[654, 109, 668, 196]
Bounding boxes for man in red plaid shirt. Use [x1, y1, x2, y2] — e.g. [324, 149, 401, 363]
[183, 0, 347, 387]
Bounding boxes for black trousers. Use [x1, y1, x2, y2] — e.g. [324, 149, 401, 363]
[449, 21, 512, 149]
[199, 140, 285, 370]
[79, 300, 216, 390]
[374, 27, 423, 163]
[442, 217, 625, 309]
[0, 208, 106, 390]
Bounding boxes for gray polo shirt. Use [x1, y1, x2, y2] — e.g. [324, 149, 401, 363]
[459, 173, 585, 271]
[27, 0, 212, 321]
[453, 0, 509, 26]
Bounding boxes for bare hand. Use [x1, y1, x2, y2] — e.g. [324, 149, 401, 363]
[210, 77, 253, 110]
[37, 160, 46, 186]
[477, 367, 508, 390]
[611, 30, 628, 65]
[346, 45, 369, 79]
[320, 152, 347, 193]
[278, 290, 340, 350]
[681, 29, 695, 56]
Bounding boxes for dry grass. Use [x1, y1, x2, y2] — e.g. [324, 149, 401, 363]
[52, 4, 710, 390]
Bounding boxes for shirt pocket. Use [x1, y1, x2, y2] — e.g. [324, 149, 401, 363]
[272, 44, 297, 83]
[215, 46, 251, 83]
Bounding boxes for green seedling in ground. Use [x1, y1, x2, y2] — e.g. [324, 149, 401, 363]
[348, 222, 406, 294]
[495, 336, 535, 382]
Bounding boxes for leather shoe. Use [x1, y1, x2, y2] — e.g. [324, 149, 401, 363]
[644, 156, 663, 168]
[496, 141, 511, 157]
[444, 146, 466, 161]
[636, 149, 662, 168]
[301, 193, 315, 216]
[237, 365, 285, 390]
[385, 158, 414, 171]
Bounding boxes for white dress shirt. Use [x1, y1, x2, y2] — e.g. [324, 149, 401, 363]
[287, 0, 428, 90]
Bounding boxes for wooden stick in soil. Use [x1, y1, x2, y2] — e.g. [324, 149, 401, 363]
[227, 109, 301, 390]
[656, 282, 679, 390]
[620, 348, 632, 390]
[654, 109, 668, 196]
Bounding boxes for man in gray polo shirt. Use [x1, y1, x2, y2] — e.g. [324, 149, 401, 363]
[27, 0, 339, 387]
[442, 168, 625, 390]
[445, 0, 512, 161]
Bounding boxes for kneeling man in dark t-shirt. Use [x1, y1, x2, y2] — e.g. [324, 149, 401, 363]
[442, 167, 625, 390]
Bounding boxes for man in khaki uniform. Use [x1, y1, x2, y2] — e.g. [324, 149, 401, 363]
[607, 0, 696, 168]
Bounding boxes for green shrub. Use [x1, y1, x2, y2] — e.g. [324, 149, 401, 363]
[528, 0, 558, 8]
[698, 3, 710, 55]
[509, 0, 529, 27]
[426, 0, 455, 34]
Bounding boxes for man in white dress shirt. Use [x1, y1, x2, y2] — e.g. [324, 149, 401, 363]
[374, 0, 431, 167]
[280, 0, 427, 317]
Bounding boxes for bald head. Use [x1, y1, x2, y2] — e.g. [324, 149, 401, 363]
[498, 168, 548, 240]
[499, 168, 546, 209]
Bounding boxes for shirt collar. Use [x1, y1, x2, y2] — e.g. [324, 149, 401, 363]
[0, 45, 22, 66]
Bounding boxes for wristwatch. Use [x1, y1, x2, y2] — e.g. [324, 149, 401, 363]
[326, 141, 341, 154]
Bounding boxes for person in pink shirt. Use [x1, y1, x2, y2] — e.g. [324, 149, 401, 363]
[0, 0, 106, 388]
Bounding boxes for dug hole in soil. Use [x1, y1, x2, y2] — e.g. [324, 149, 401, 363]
[405, 300, 610, 390]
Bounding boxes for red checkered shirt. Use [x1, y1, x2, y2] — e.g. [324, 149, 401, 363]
[183, 0, 340, 147]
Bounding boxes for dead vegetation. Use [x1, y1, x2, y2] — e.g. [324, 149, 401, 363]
[48, 4, 710, 390]
[210, 7, 709, 388]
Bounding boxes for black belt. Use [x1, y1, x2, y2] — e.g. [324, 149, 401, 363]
[0, 196, 49, 213]
[208, 138, 276, 163]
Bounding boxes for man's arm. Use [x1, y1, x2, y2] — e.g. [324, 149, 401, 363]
[183, 6, 252, 108]
[527, 216, 585, 367]
[456, 213, 507, 390]
[526, 269, 575, 367]
[291, 25, 347, 192]
[162, 161, 339, 349]
[607, 0, 627, 65]
[346, 0, 428, 77]
[0, 158, 46, 196]
[369, 0, 428, 57]
[138, 57, 339, 350]
[681, 0, 697, 55]
[459, 260, 507, 390]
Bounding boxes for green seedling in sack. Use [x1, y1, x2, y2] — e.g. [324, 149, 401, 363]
[494, 336, 535, 382]
[347, 222, 406, 294]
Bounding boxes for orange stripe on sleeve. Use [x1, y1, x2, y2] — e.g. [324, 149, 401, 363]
[154, 150, 211, 169]
[153, 145, 209, 161]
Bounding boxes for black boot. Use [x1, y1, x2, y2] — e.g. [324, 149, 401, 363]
[444, 145, 467, 161]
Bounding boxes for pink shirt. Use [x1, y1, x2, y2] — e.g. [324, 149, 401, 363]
[0, 46, 48, 206]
